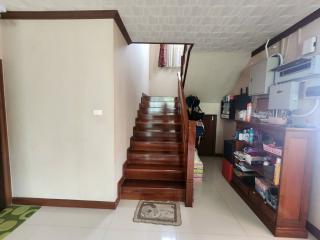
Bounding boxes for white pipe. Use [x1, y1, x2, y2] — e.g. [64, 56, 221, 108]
[292, 99, 320, 118]
[265, 39, 270, 59]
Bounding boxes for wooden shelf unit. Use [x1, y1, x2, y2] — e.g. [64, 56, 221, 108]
[231, 121, 316, 238]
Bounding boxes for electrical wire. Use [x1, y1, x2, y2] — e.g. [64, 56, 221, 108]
[265, 39, 270, 59]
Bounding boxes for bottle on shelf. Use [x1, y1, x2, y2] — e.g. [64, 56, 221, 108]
[246, 103, 252, 122]
[249, 128, 254, 144]
[273, 158, 282, 186]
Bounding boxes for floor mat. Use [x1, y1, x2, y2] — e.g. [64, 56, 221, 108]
[0, 205, 40, 239]
[133, 200, 181, 226]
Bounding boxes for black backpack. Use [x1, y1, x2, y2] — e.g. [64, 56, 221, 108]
[186, 95, 204, 121]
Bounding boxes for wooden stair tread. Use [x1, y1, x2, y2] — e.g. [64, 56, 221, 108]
[138, 111, 178, 115]
[132, 136, 181, 142]
[136, 120, 181, 125]
[142, 96, 178, 102]
[133, 127, 180, 133]
[126, 164, 183, 171]
[136, 119, 181, 124]
[128, 149, 182, 156]
[122, 179, 185, 189]
[130, 138, 182, 144]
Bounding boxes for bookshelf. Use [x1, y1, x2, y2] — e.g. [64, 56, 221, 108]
[230, 121, 316, 238]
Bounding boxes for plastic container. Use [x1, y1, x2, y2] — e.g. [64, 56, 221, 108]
[222, 159, 233, 182]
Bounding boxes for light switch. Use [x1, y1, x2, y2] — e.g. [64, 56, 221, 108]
[93, 109, 103, 116]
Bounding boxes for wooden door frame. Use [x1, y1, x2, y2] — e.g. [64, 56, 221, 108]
[0, 60, 12, 206]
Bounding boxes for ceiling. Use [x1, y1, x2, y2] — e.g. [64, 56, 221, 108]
[1, 0, 320, 51]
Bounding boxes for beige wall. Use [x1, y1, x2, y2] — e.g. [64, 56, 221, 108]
[185, 51, 250, 102]
[2, 20, 151, 202]
[231, 18, 320, 229]
[149, 44, 178, 97]
[113, 26, 150, 182]
[2, 19, 117, 201]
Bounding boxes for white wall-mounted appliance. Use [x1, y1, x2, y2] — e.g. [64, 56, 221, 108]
[268, 81, 300, 111]
[274, 55, 320, 83]
[249, 56, 280, 96]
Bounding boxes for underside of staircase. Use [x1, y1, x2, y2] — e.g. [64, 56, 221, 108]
[120, 95, 186, 202]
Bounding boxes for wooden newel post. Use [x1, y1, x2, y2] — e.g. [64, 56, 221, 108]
[185, 120, 196, 207]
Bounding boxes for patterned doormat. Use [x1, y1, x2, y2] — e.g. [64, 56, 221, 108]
[0, 205, 40, 239]
[133, 201, 181, 226]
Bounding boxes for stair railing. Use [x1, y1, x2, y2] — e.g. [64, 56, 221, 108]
[180, 44, 193, 88]
[178, 73, 196, 207]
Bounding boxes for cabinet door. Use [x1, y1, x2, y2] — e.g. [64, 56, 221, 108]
[277, 130, 314, 233]
[198, 115, 216, 156]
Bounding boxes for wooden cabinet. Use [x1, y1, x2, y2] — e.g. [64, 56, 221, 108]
[230, 121, 316, 238]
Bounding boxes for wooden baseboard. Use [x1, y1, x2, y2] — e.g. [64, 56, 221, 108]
[12, 176, 126, 209]
[307, 221, 320, 240]
[12, 197, 117, 209]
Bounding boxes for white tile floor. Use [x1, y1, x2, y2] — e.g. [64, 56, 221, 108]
[6, 157, 317, 240]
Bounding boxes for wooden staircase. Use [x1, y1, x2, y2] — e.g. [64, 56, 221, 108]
[120, 44, 195, 206]
[121, 95, 186, 202]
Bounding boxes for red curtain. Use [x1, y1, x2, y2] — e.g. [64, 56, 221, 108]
[158, 44, 167, 67]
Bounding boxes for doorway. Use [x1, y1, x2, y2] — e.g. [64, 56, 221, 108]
[0, 60, 12, 209]
[198, 114, 217, 156]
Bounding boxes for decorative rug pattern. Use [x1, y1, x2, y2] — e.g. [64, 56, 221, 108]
[133, 200, 181, 226]
[0, 205, 40, 239]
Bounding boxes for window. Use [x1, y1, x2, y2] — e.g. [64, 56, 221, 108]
[158, 44, 184, 68]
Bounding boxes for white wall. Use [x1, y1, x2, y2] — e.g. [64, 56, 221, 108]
[2, 19, 117, 201]
[185, 51, 250, 102]
[149, 44, 178, 97]
[113, 25, 150, 182]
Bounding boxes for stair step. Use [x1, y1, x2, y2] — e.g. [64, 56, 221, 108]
[135, 122, 181, 131]
[138, 107, 178, 114]
[137, 113, 181, 121]
[142, 96, 178, 102]
[133, 127, 179, 133]
[121, 179, 185, 201]
[124, 164, 184, 181]
[130, 138, 182, 152]
[136, 118, 181, 124]
[127, 150, 183, 165]
[140, 101, 179, 108]
[132, 136, 180, 142]
[133, 130, 181, 141]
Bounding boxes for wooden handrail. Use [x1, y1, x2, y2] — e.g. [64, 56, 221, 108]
[182, 44, 193, 88]
[178, 77, 196, 207]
